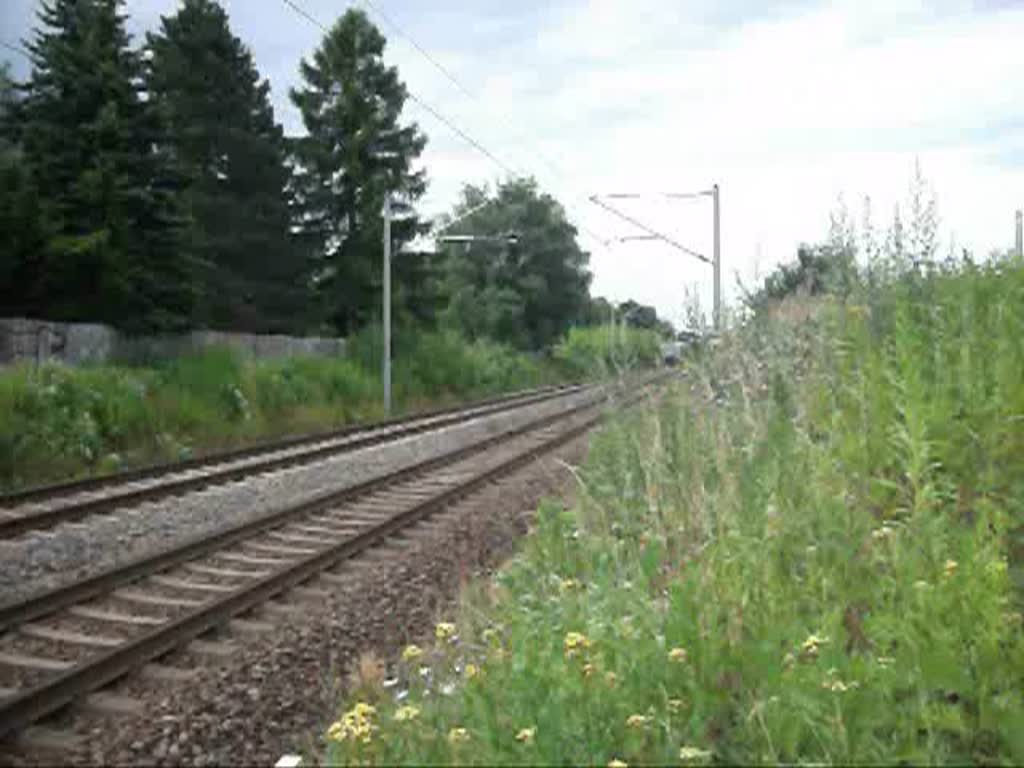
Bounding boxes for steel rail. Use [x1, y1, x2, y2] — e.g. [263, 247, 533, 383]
[0, 384, 588, 539]
[0, 383, 659, 740]
[0, 383, 579, 509]
[0, 387, 608, 632]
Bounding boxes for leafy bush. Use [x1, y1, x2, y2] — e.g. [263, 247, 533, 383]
[553, 325, 661, 378]
[0, 331, 569, 491]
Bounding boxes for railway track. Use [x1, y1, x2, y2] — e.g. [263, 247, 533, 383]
[0, 383, 588, 540]
[0, 375, 664, 744]
[0, 376, 663, 745]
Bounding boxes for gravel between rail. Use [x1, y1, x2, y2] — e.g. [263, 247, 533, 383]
[15, 431, 592, 767]
[0, 386, 601, 606]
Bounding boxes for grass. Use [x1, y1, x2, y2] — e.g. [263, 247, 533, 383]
[0, 328, 582, 492]
[319, 254, 1024, 765]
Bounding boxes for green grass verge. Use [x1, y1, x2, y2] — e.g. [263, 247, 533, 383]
[0, 329, 579, 492]
[320, 257, 1024, 765]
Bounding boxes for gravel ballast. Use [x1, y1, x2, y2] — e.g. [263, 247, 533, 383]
[0, 388, 602, 605]
[10, 431, 592, 766]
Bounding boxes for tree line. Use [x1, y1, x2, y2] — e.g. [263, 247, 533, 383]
[0, 0, 672, 346]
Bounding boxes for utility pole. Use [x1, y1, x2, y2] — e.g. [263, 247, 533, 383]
[591, 183, 722, 333]
[382, 195, 392, 415]
[1016, 209, 1022, 258]
[712, 183, 721, 332]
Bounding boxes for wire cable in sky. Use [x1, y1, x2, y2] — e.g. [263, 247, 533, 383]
[0, 40, 31, 60]
[589, 195, 710, 265]
[356, 0, 612, 241]
[279, 0, 613, 249]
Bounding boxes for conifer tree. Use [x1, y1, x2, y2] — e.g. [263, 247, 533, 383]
[147, 0, 307, 333]
[19, 0, 193, 332]
[289, 9, 427, 334]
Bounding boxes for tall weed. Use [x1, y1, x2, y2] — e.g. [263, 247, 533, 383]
[322, 255, 1024, 765]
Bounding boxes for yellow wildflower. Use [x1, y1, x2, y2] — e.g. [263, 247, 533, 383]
[559, 577, 579, 592]
[448, 727, 470, 745]
[625, 714, 648, 729]
[800, 633, 829, 658]
[679, 745, 713, 763]
[608, 760, 628, 768]
[871, 525, 895, 541]
[436, 622, 457, 642]
[515, 727, 536, 745]
[328, 702, 377, 744]
[564, 631, 591, 658]
[482, 628, 499, 645]
[465, 663, 480, 680]
[394, 705, 420, 722]
[402, 644, 423, 663]
[944, 559, 958, 577]
[667, 698, 685, 713]
[605, 671, 618, 687]
[351, 702, 376, 718]
[582, 662, 596, 678]
[668, 647, 688, 663]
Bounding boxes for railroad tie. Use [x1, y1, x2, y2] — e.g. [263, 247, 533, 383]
[77, 692, 145, 718]
[139, 664, 197, 683]
[183, 563, 270, 580]
[188, 639, 237, 660]
[112, 589, 203, 609]
[19, 624, 125, 649]
[0, 651, 74, 672]
[228, 618, 276, 635]
[217, 552, 289, 567]
[244, 541, 318, 557]
[149, 575, 237, 594]
[67, 606, 164, 627]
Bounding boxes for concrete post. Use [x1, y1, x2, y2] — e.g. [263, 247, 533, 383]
[712, 183, 721, 332]
[382, 196, 392, 415]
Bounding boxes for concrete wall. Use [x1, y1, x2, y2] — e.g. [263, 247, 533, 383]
[0, 317, 346, 367]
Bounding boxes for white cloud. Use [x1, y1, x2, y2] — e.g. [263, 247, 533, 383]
[374, 0, 1024, 327]
[4, 0, 1022, 328]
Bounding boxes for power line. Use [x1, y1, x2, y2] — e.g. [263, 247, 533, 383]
[353, 0, 614, 244]
[359, 0, 474, 101]
[588, 195, 710, 265]
[281, 0, 519, 178]
[280, 0, 613, 248]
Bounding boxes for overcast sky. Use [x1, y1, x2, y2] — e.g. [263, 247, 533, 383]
[3, 0, 1023, 327]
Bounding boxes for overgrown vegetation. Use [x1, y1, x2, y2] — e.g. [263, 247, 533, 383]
[0, 331, 568, 492]
[319, 245, 1024, 764]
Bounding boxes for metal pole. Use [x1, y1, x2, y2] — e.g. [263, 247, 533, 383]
[382, 196, 392, 415]
[1016, 209, 1022, 258]
[712, 183, 721, 332]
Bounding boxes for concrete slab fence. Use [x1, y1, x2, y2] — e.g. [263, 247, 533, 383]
[0, 317, 346, 367]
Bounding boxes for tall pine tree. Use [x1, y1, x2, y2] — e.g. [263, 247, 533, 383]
[0, 61, 50, 317]
[146, 0, 307, 333]
[289, 9, 427, 335]
[18, 0, 193, 332]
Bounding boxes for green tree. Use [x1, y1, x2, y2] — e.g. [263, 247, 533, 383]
[440, 178, 592, 350]
[289, 8, 427, 335]
[146, 0, 307, 333]
[18, 0, 193, 332]
[0, 61, 50, 316]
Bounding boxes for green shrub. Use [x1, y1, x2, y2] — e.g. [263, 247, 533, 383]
[0, 330, 572, 491]
[320, 255, 1024, 766]
[554, 325, 661, 378]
